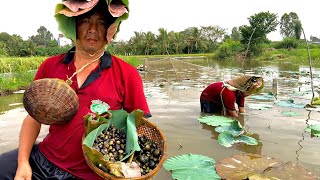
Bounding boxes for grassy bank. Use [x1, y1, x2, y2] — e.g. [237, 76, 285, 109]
[0, 56, 144, 95]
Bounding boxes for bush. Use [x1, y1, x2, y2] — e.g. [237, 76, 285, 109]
[214, 40, 243, 60]
[274, 38, 299, 49]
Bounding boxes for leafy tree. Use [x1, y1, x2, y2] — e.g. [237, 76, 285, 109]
[157, 28, 169, 55]
[239, 11, 278, 57]
[0, 41, 7, 56]
[201, 25, 226, 44]
[144, 31, 156, 55]
[280, 12, 302, 39]
[230, 27, 241, 41]
[29, 26, 54, 47]
[169, 32, 186, 54]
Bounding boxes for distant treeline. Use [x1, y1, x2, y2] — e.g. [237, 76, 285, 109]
[1, 11, 320, 59]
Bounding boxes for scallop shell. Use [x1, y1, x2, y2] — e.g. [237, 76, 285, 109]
[23, 78, 79, 125]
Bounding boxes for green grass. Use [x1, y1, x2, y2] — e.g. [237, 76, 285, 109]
[257, 48, 320, 67]
[0, 56, 144, 94]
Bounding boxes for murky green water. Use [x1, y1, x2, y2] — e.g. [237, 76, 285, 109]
[1, 58, 320, 179]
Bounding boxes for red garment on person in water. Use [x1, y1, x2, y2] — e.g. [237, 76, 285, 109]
[200, 81, 245, 111]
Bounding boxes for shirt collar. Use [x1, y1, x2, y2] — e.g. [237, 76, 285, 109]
[62, 46, 112, 69]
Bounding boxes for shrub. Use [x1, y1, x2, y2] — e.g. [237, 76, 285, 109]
[214, 40, 243, 60]
[274, 38, 299, 49]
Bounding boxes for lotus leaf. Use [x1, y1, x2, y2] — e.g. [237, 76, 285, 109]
[215, 120, 244, 136]
[276, 99, 305, 108]
[218, 132, 258, 147]
[216, 153, 318, 180]
[250, 93, 275, 101]
[305, 124, 320, 137]
[84, 112, 111, 136]
[198, 115, 235, 127]
[163, 154, 220, 180]
[247, 103, 273, 110]
[281, 111, 300, 117]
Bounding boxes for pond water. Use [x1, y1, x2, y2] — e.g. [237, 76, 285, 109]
[0, 57, 320, 179]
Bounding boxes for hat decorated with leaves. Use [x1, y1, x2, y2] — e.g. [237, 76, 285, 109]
[54, 0, 129, 44]
[227, 75, 264, 95]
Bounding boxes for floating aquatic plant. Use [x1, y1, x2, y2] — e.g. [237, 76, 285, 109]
[305, 124, 320, 137]
[217, 132, 258, 148]
[281, 111, 300, 117]
[198, 115, 235, 127]
[247, 103, 273, 110]
[276, 99, 305, 108]
[250, 92, 275, 101]
[215, 153, 318, 180]
[163, 154, 220, 180]
[215, 120, 244, 136]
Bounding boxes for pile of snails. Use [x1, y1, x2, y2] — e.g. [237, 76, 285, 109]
[92, 125, 163, 175]
[93, 125, 127, 162]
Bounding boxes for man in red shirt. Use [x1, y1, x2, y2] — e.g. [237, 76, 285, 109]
[200, 75, 263, 117]
[0, 1, 150, 179]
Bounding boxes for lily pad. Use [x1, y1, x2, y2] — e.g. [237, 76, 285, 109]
[215, 120, 244, 136]
[217, 132, 259, 147]
[276, 99, 305, 108]
[198, 115, 235, 127]
[281, 111, 300, 117]
[216, 154, 318, 180]
[247, 103, 273, 110]
[250, 93, 275, 101]
[163, 154, 220, 180]
[305, 124, 320, 137]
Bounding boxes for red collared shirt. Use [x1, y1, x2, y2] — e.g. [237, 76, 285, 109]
[36, 49, 150, 179]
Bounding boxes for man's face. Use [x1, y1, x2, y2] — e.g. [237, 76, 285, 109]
[76, 11, 108, 55]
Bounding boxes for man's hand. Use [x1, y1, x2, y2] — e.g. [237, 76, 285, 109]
[14, 161, 32, 180]
[239, 107, 245, 114]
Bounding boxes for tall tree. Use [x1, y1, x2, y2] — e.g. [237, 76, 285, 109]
[29, 26, 54, 47]
[230, 27, 241, 41]
[169, 32, 185, 54]
[280, 12, 302, 39]
[239, 11, 278, 56]
[200, 25, 226, 44]
[158, 28, 169, 55]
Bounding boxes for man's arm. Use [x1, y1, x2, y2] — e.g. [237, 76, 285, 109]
[15, 115, 41, 180]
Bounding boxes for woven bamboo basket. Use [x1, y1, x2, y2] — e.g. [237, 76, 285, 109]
[83, 117, 167, 180]
[23, 78, 79, 125]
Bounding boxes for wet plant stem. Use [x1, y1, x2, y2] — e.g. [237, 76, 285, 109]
[301, 27, 315, 104]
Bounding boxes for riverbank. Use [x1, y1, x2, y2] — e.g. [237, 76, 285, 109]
[1, 48, 319, 96]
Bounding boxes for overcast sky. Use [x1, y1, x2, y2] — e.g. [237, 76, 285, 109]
[1, 0, 319, 41]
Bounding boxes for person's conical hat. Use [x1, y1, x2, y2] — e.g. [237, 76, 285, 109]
[227, 75, 264, 95]
[54, 0, 129, 44]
